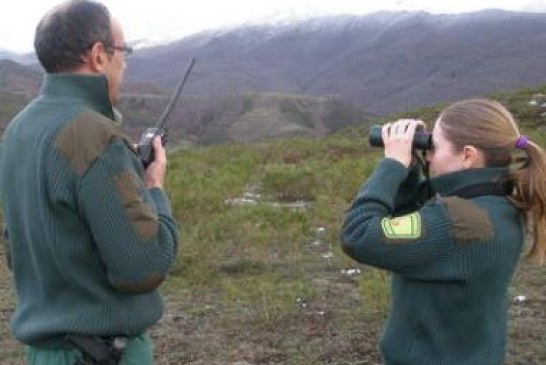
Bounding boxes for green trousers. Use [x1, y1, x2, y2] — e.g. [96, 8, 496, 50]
[25, 333, 154, 365]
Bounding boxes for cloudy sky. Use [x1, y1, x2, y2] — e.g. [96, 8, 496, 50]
[2, 0, 546, 53]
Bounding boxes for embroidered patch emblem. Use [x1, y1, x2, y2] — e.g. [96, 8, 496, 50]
[381, 212, 422, 239]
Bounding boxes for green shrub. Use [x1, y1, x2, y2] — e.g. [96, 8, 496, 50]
[262, 165, 317, 202]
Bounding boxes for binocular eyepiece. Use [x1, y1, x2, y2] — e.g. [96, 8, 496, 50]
[368, 124, 432, 150]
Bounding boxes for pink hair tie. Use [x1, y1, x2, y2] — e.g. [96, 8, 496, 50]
[515, 135, 529, 150]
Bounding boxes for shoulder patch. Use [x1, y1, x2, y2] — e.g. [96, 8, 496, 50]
[381, 212, 422, 241]
[54, 111, 125, 175]
[440, 197, 493, 243]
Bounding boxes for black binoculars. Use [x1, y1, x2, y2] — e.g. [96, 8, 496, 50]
[368, 124, 432, 150]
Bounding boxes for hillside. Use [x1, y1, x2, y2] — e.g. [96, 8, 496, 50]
[0, 59, 41, 94]
[118, 91, 369, 144]
[0, 61, 368, 144]
[126, 10, 546, 116]
[4, 9, 546, 143]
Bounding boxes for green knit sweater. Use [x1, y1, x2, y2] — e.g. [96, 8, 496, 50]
[0, 74, 179, 346]
[341, 158, 523, 365]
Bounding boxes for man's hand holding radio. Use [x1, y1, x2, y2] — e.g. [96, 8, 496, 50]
[143, 136, 167, 189]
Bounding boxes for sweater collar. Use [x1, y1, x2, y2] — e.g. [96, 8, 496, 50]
[39, 73, 118, 122]
[430, 167, 510, 197]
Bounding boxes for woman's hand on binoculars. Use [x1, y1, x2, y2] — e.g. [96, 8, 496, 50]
[381, 119, 425, 168]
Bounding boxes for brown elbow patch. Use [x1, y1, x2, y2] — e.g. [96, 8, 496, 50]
[113, 171, 159, 241]
[440, 197, 493, 243]
[113, 273, 165, 293]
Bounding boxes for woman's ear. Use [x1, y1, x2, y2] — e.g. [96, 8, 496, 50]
[462, 145, 486, 169]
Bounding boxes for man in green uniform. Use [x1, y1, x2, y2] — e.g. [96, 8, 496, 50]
[0, 1, 179, 364]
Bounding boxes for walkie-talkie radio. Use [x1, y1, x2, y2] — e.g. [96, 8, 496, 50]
[137, 57, 196, 167]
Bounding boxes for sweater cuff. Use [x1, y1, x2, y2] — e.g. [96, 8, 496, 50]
[148, 188, 172, 216]
[358, 158, 410, 208]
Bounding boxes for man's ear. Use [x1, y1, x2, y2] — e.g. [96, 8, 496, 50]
[83, 42, 108, 72]
[462, 145, 486, 169]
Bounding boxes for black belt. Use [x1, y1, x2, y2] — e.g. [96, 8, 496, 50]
[67, 334, 127, 365]
[31, 334, 128, 365]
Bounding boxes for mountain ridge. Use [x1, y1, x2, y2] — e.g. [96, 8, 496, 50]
[2, 10, 546, 143]
[124, 10, 546, 116]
